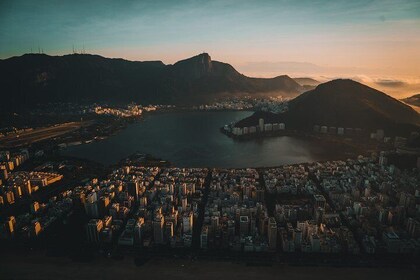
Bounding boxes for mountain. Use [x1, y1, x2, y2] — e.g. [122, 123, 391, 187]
[236, 79, 420, 135]
[293, 77, 320, 87]
[0, 53, 303, 111]
[402, 94, 420, 107]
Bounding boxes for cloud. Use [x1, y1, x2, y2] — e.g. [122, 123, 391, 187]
[374, 79, 406, 87]
[238, 60, 386, 78]
[342, 76, 420, 99]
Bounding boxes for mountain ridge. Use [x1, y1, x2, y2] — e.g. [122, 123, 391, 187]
[0, 52, 304, 111]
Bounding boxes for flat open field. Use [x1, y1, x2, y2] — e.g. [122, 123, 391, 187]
[0, 252, 418, 280]
[0, 121, 92, 148]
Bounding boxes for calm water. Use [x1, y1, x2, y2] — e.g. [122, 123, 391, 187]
[61, 111, 348, 167]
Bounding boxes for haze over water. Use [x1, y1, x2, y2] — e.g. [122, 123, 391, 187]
[62, 111, 350, 167]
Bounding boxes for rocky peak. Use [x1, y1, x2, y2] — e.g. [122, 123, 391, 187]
[173, 53, 213, 79]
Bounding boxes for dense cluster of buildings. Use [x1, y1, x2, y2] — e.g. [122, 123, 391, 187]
[2, 151, 419, 256]
[0, 192, 73, 239]
[309, 156, 420, 254]
[75, 166, 208, 248]
[195, 97, 288, 113]
[195, 100, 254, 111]
[29, 102, 170, 118]
[94, 104, 143, 118]
[263, 165, 316, 195]
[0, 150, 30, 176]
[276, 199, 360, 254]
[1, 161, 63, 207]
[202, 168, 271, 251]
[0, 150, 62, 206]
[199, 165, 361, 254]
[93, 103, 175, 117]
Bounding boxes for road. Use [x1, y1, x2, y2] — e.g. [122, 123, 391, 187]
[0, 121, 93, 148]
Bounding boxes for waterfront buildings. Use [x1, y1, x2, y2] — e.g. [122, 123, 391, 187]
[231, 118, 286, 136]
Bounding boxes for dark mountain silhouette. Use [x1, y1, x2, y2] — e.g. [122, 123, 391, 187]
[0, 53, 303, 111]
[402, 94, 420, 107]
[293, 77, 320, 87]
[236, 79, 420, 135]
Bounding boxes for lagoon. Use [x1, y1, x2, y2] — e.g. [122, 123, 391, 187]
[61, 111, 350, 167]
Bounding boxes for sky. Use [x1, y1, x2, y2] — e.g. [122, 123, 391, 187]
[0, 0, 419, 98]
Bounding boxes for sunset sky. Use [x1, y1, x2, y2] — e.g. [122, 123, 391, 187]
[1, 0, 419, 97]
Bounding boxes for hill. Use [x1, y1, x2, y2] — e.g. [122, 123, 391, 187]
[402, 94, 420, 107]
[0, 53, 303, 111]
[236, 79, 420, 135]
[293, 77, 321, 87]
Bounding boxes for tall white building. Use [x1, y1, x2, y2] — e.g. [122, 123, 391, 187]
[279, 123, 285, 130]
[127, 181, 139, 201]
[201, 226, 209, 249]
[240, 216, 249, 236]
[181, 196, 188, 212]
[165, 221, 174, 242]
[259, 118, 264, 132]
[153, 214, 164, 244]
[134, 218, 144, 245]
[268, 217, 277, 250]
[211, 216, 219, 232]
[264, 123, 273, 131]
[310, 233, 320, 252]
[87, 219, 103, 243]
[183, 212, 193, 233]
